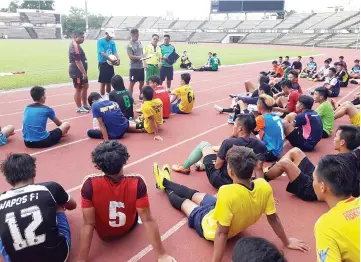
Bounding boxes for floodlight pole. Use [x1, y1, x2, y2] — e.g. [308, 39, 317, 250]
[85, 0, 89, 34]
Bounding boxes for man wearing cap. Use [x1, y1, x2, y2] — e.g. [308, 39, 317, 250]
[127, 29, 145, 100]
[97, 28, 119, 99]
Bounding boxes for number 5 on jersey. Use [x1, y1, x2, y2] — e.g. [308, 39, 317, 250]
[109, 201, 126, 227]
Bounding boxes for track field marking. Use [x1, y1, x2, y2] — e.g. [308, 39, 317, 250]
[0, 54, 324, 94]
[0, 102, 74, 117]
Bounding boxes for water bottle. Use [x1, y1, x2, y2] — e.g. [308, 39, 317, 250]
[93, 118, 99, 129]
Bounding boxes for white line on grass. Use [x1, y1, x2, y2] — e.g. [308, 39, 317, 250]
[0, 54, 324, 94]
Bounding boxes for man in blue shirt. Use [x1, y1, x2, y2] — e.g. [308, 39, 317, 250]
[160, 34, 176, 92]
[349, 59, 360, 84]
[87, 92, 142, 140]
[282, 95, 323, 151]
[97, 28, 119, 99]
[22, 86, 71, 148]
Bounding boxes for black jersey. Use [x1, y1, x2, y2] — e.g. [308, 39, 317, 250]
[109, 89, 134, 119]
[0, 182, 70, 262]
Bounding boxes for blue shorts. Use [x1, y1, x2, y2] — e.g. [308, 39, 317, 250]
[0, 132, 7, 147]
[188, 194, 217, 238]
[0, 212, 70, 262]
[171, 101, 186, 114]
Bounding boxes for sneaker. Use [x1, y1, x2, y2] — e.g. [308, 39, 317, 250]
[229, 94, 238, 98]
[214, 105, 224, 113]
[171, 164, 190, 175]
[76, 106, 89, 113]
[212, 145, 220, 152]
[227, 118, 235, 125]
[83, 105, 91, 110]
[153, 163, 165, 190]
[162, 164, 172, 181]
[350, 80, 358, 84]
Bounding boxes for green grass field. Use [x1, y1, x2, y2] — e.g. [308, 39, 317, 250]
[0, 40, 317, 90]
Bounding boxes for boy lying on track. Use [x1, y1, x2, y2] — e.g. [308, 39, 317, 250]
[154, 146, 309, 262]
[78, 141, 175, 262]
[264, 125, 360, 201]
[22, 86, 71, 148]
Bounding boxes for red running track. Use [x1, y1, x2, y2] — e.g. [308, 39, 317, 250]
[0, 46, 359, 262]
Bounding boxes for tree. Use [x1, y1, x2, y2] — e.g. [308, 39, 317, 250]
[88, 14, 105, 29]
[1, 0, 20, 12]
[20, 0, 54, 10]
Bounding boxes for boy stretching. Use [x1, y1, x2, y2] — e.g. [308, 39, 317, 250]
[155, 146, 309, 262]
[264, 125, 360, 201]
[22, 86, 70, 148]
[314, 86, 334, 138]
[172, 114, 266, 188]
[170, 73, 194, 114]
[0, 124, 15, 147]
[78, 141, 175, 262]
[331, 99, 360, 127]
[313, 155, 359, 262]
[109, 75, 134, 119]
[282, 95, 323, 151]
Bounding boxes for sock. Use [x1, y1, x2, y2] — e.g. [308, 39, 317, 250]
[183, 141, 212, 169]
[163, 179, 198, 199]
[165, 189, 186, 210]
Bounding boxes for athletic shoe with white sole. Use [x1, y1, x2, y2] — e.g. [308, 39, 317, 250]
[83, 105, 91, 110]
[76, 106, 89, 113]
[214, 105, 224, 113]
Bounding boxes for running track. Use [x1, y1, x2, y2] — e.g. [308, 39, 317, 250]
[0, 45, 359, 262]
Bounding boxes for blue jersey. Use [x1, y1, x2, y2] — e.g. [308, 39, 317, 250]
[294, 110, 323, 149]
[97, 38, 117, 63]
[22, 103, 56, 142]
[256, 113, 284, 157]
[92, 100, 129, 139]
[352, 65, 360, 74]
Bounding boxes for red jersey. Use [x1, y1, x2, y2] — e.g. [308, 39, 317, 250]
[153, 85, 171, 118]
[81, 174, 149, 240]
[287, 90, 300, 113]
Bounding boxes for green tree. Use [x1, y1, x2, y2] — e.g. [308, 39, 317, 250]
[88, 14, 105, 29]
[20, 0, 54, 10]
[1, 0, 20, 12]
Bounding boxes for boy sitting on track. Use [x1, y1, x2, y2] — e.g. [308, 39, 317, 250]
[109, 75, 134, 119]
[300, 57, 317, 78]
[264, 125, 360, 201]
[230, 72, 269, 99]
[254, 94, 284, 162]
[140, 86, 164, 141]
[172, 114, 266, 189]
[349, 59, 360, 83]
[331, 99, 360, 127]
[314, 86, 334, 138]
[87, 92, 142, 140]
[268, 60, 284, 78]
[0, 124, 15, 147]
[170, 73, 194, 114]
[22, 86, 71, 148]
[284, 56, 291, 67]
[282, 95, 323, 151]
[310, 67, 341, 97]
[0, 153, 77, 262]
[310, 59, 330, 82]
[291, 56, 302, 73]
[78, 141, 175, 262]
[154, 146, 309, 262]
[193, 53, 220, 72]
[335, 62, 349, 88]
[149, 75, 171, 118]
[313, 155, 360, 262]
[273, 80, 301, 115]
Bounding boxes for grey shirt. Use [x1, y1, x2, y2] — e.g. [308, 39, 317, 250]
[127, 40, 143, 69]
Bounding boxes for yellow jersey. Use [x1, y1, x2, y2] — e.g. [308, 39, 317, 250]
[201, 179, 276, 241]
[173, 85, 195, 114]
[314, 197, 360, 262]
[143, 44, 162, 65]
[141, 99, 163, 134]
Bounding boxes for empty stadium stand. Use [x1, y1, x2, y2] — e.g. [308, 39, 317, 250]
[0, 10, 359, 50]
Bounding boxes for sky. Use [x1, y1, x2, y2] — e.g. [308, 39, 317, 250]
[0, 0, 359, 19]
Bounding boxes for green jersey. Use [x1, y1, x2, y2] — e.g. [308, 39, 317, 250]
[316, 101, 334, 135]
[210, 57, 220, 71]
[160, 44, 175, 67]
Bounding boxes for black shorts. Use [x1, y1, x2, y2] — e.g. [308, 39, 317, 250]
[340, 82, 348, 88]
[24, 128, 62, 148]
[72, 76, 88, 88]
[129, 68, 145, 83]
[160, 66, 174, 81]
[98, 62, 115, 84]
[352, 97, 360, 105]
[322, 130, 329, 138]
[264, 151, 279, 162]
[286, 157, 317, 201]
[203, 154, 232, 189]
[286, 128, 315, 152]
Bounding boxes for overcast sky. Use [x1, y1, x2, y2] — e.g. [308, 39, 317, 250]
[0, 0, 359, 19]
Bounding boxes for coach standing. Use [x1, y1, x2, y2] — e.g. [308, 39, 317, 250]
[97, 28, 119, 99]
[127, 29, 145, 100]
[69, 31, 90, 113]
[160, 34, 176, 92]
